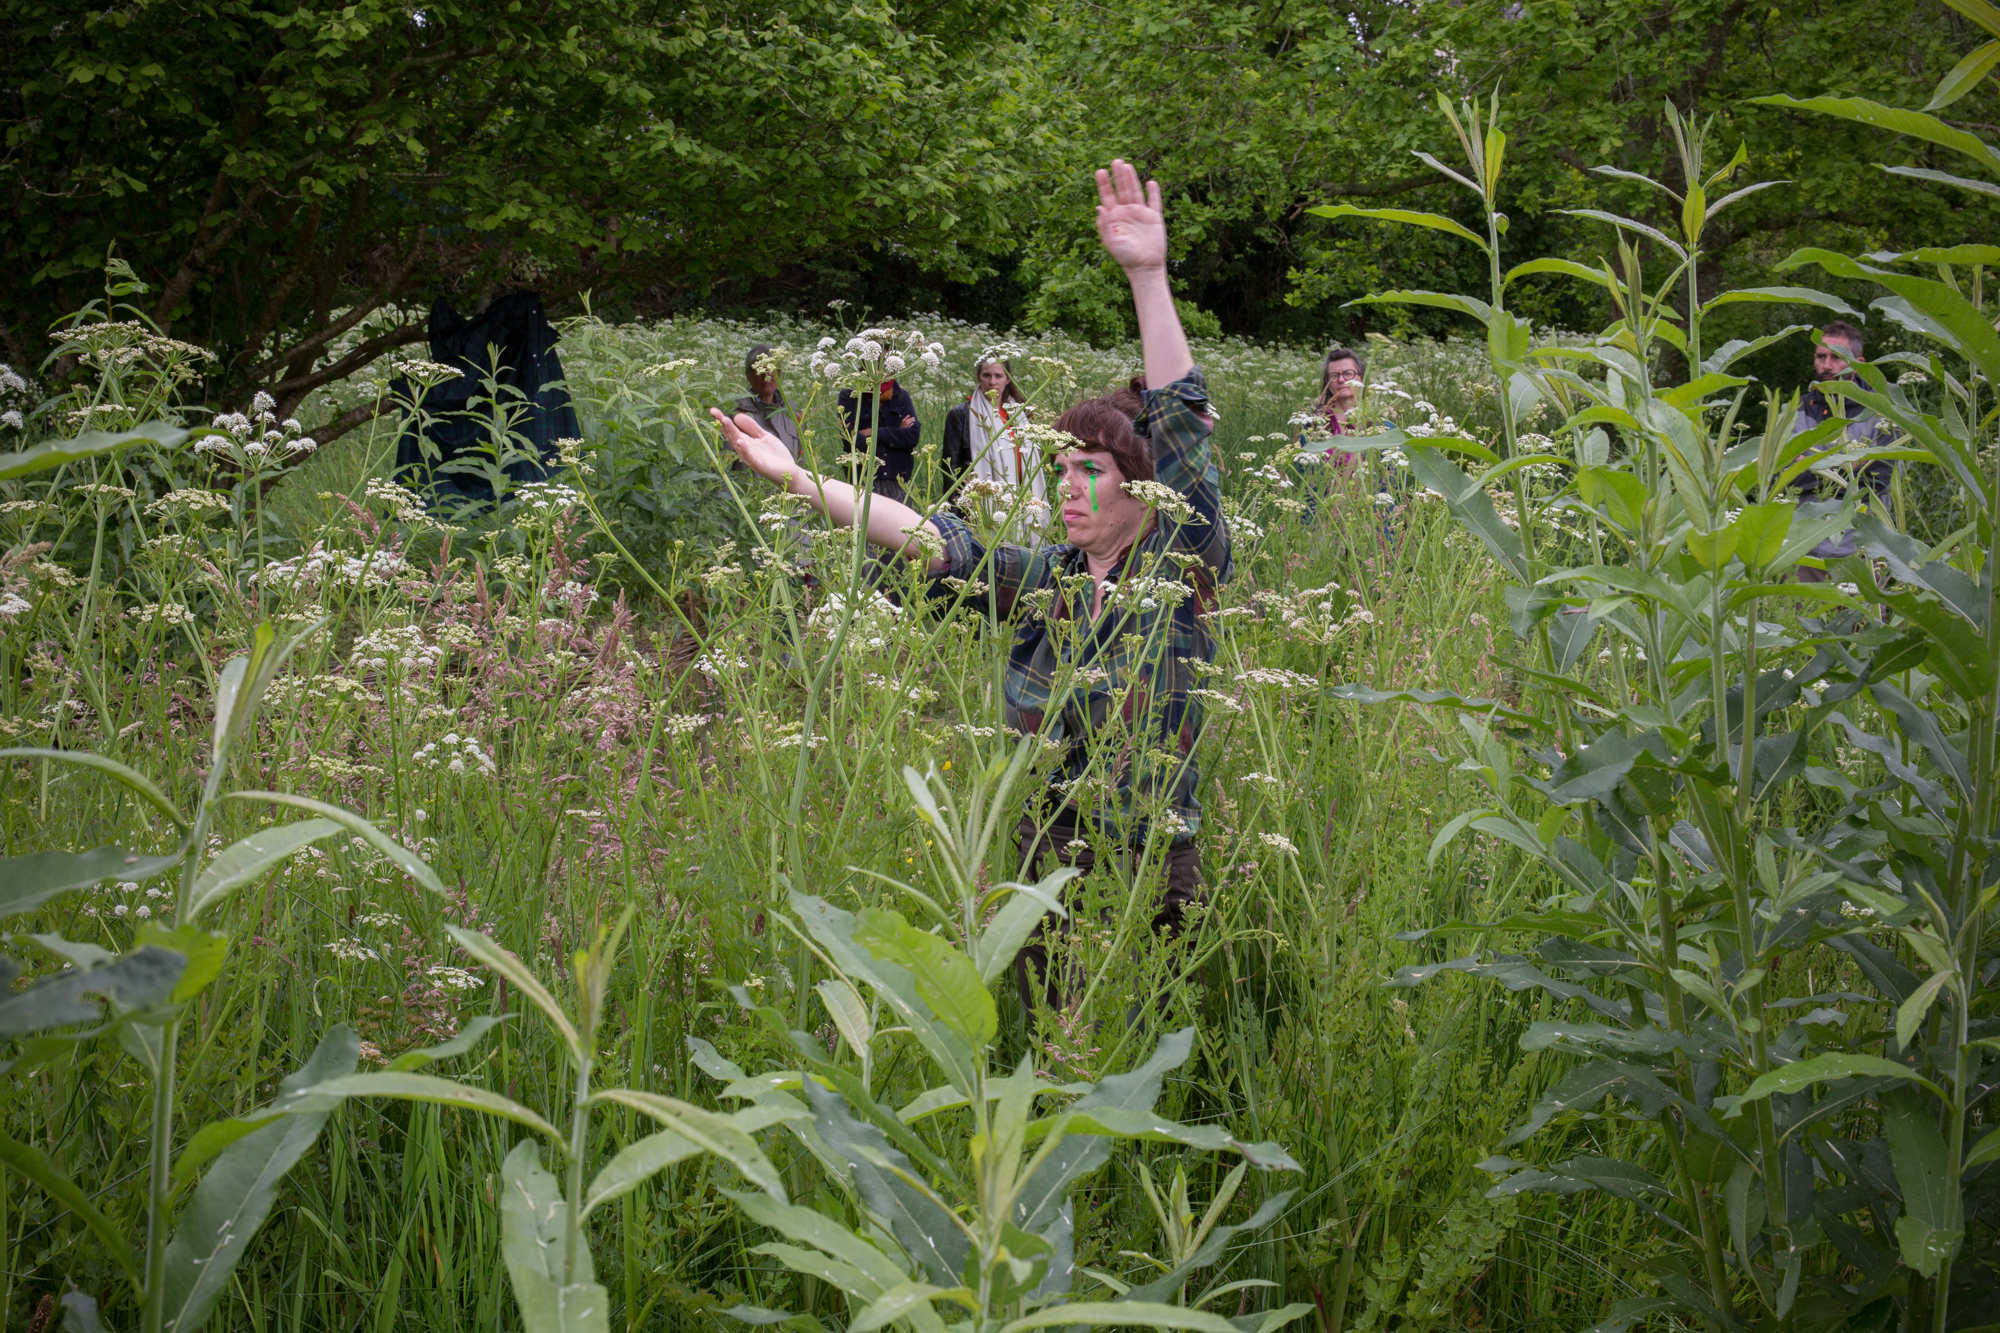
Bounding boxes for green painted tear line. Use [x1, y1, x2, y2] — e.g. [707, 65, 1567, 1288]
[1088, 471, 1099, 512]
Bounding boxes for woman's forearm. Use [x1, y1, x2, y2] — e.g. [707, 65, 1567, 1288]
[782, 466, 942, 568]
[1128, 265, 1192, 391]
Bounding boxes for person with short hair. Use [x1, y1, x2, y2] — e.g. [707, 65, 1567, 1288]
[729, 344, 801, 457]
[712, 160, 1227, 1014]
[1789, 321, 1898, 582]
[942, 358, 1048, 534]
[1309, 346, 1368, 464]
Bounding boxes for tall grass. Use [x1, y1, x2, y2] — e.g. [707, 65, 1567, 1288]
[2, 315, 1646, 1332]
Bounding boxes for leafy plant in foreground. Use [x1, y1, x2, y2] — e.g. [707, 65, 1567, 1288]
[298, 741, 1317, 1333]
[1330, 98, 1997, 1333]
[3, 614, 441, 1333]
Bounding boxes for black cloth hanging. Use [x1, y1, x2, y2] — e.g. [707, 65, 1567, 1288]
[391, 292, 580, 507]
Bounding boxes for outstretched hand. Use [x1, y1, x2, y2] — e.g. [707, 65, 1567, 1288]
[1094, 159, 1167, 275]
[710, 408, 796, 484]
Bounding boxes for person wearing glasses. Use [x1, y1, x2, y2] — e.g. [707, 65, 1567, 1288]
[1307, 346, 1367, 463]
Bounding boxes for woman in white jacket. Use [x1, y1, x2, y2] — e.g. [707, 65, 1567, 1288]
[941, 358, 1048, 537]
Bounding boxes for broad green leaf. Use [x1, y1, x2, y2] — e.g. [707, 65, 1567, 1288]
[591, 1088, 788, 1199]
[226, 791, 445, 895]
[208, 653, 249, 781]
[973, 869, 1074, 986]
[1426, 810, 1486, 867]
[853, 908, 996, 1049]
[388, 1014, 512, 1071]
[850, 1283, 966, 1333]
[1658, 372, 1753, 409]
[793, 894, 980, 1095]
[754, 1242, 885, 1302]
[815, 975, 875, 1065]
[725, 1191, 915, 1293]
[0, 1131, 138, 1286]
[1577, 466, 1648, 533]
[1561, 208, 1688, 259]
[212, 619, 327, 779]
[442, 925, 578, 1057]
[1895, 971, 1951, 1052]
[1880, 164, 2000, 199]
[1346, 289, 1495, 324]
[0, 748, 187, 831]
[1306, 204, 1488, 251]
[1866, 243, 2000, 266]
[1736, 1053, 1939, 1104]
[171, 1114, 285, 1193]
[0, 422, 192, 480]
[1925, 37, 2000, 109]
[1487, 309, 1532, 369]
[1505, 257, 1612, 290]
[1756, 94, 2000, 176]
[1855, 512, 1986, 629]
[1943, 0, 2000, 38]
[0, 945, 184, 1037]
[0, 845, 179, 921]
[1965, 1126, 2000, 1170]
[582, 1126, 705, 1217]
[1404, 444, 1529, 582]
[500, 1141, 610, 1333]
[1702, 325, 1814, 375]
[1698, 286, 1859, 318]
[60, 1291, 112, 1333]
[134, 923, 228, 1002]
[1730, 503, 1794, 574]
[185, 818, 341, 922]
[298, 1071, 562, 1141]
[161, 1025, 358, 1333]
[1031, 1104, 1300, 1171]
[1883, 1088, 1962, 1276]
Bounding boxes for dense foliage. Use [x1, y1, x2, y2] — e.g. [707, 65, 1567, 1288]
[4, 4, 2000, 1332]
[5, 0, 1999, 420]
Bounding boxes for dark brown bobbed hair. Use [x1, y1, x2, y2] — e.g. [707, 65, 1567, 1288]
[1055, 394, 1153, 484]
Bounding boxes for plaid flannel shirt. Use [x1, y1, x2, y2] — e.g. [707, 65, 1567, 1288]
[926, 370, 1232, 843]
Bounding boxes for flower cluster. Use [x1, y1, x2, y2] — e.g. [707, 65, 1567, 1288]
[145, 488, 234, 520]
[807, 589, 903, 652]
[125, 602, 196, 627]
[351, 624, 441, 675]
[413, 732, 498, 776]
[204, 392, 317, 462]
[1122, 480, 1204, 523]
[808, 327, 946, 388]
[259, 545, 407, 592]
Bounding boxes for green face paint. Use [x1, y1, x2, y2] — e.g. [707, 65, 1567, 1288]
[1087, 469, 1099, 513]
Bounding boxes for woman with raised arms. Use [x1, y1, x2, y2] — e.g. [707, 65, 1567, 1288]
[711, 160, 1231, 1013]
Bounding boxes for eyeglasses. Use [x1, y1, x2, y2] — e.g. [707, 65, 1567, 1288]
[1327, 369, 1364, 383]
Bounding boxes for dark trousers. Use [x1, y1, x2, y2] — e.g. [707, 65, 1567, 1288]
[1012, 815, 1203, 1015]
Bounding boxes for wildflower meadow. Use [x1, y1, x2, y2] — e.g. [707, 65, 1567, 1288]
[3, 75, 1999, 1333]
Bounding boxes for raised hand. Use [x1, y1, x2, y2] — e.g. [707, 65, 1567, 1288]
[710, 408, 796, 483]
[1094, 159, 1168, 275]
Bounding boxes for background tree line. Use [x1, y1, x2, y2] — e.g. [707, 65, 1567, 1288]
[2, 0, 1994, 433]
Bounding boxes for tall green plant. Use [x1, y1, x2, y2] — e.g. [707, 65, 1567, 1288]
[1334, 102, 1999, 1333]
[2, 613, 441, 1333]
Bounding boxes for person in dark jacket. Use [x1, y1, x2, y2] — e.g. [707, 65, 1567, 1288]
[728, 344, 800, 457]
[837, 378, 920, 503]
